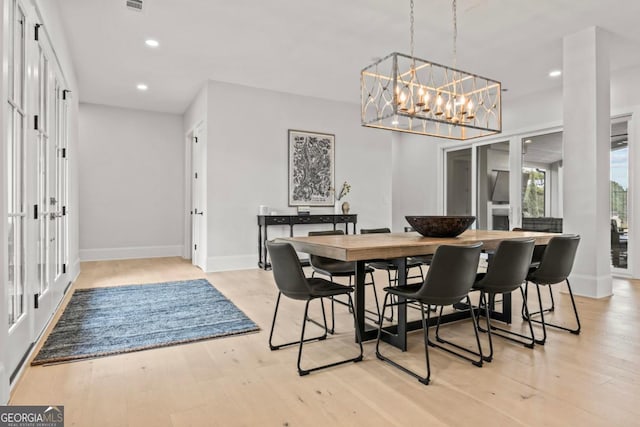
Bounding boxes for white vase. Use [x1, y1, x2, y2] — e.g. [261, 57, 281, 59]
[334, 203, 342, 214]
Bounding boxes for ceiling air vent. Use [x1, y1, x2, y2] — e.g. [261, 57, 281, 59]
[126, 0, 143, 12]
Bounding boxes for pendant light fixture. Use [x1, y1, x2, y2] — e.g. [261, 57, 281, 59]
[361, 0, 502, 140]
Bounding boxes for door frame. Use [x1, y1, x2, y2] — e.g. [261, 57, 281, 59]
[440, 116, 636, 278]
[184, 121, 207, 270]
[442, 137, 519, 230]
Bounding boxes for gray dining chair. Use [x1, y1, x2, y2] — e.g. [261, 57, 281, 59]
[522, 234, 581, 345]
[308, 230, 380, 333]
[267, 241, 363, 376]
[375, 242, 483, 385]
[472, 238, 536, 362]
[360, 228, 426, 285]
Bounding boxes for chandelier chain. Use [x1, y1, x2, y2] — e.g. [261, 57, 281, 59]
[452, 0, 457, 68]
[410, 0, 415, 59]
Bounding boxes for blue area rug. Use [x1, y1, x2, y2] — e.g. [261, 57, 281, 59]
[32, 279, 259, 365]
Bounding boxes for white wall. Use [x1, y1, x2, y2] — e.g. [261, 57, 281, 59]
[391, 133, 441, 232]
[79, 103, 184, 260]
[198, 80, 392, 271]
[183, 83, 207, 133]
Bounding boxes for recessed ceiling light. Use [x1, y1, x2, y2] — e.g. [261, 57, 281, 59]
[549, 70, 562, 78]
[145, 39, 159, 47]
[524, 139, 533, 144]
[136, 83, 148, 91]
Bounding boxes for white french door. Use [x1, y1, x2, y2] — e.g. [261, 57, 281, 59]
[4, 0, 69, 380]
[33, 35, 67, 333]
[6, 0, 30, 378]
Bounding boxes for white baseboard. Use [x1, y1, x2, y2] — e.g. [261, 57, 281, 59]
[568, 273, 613, 298]
[79, 245, 184, 261]
[206, 254, 257, 272]
[70, 257, 81, 283]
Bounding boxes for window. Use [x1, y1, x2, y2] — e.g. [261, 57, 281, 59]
[522, 168, 546, 218]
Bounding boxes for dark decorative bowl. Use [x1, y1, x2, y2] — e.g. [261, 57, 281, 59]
[405, 216, 476, 238]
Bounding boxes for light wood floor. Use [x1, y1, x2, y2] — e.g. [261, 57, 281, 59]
[9, 257, 640, 426]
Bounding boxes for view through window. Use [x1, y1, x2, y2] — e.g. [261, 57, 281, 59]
[610, 121, 629, 269]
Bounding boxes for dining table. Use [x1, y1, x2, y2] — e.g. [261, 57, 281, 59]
[278, 229, 559, 350]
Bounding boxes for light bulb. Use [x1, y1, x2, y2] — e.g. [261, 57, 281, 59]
[467, 100, 475, 119]
[416, 88, 425, 107]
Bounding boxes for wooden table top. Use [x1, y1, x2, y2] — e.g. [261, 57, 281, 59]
[278, 229, 559, 262]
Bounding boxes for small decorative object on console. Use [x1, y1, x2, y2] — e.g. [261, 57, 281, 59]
[297, 206, 311, 215]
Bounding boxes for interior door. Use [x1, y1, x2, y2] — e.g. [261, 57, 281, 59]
[191, 125, 206, 269]
[6, 0, 31, 378]
[33, 39, 66, 333]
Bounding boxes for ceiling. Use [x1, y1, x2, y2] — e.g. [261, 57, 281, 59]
[56, 0, 640, 114]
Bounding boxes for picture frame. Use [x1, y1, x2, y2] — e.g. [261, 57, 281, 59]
[288, 130, 335, 206]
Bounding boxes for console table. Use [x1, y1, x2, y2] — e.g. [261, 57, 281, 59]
[257, 214, 357, 270]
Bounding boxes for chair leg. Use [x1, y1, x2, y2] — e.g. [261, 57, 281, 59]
[481, 292, 494, 362]
[480, 290, 535, 359]
[528, 280, 581, 338]
[307, 272, 337, 334]
[376, 294, 431, 385]
[422, 303, 432, 385]
[319, 272, 382, 326]
[523, 281, 557, 319]
[270, 292, 327, 351]
[297, 296, 362, 376]
[432, 297, 483, 367]
[533, 283, 548, 345]
[368, 271, 382, 324]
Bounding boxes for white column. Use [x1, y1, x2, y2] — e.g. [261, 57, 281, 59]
[563, 27, 612, 298]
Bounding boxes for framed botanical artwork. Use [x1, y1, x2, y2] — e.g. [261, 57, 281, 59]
[288, 130, 335, 206]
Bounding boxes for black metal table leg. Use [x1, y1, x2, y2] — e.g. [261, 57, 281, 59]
[379, 258, 408, 351]
[354, 260, 369, 342]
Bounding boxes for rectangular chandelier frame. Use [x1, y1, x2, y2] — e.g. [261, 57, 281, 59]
[361, 52, 502, 140]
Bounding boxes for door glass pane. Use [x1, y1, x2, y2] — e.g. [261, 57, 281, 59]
[611, 121, 628, 269]
[477, 142, 510, 230]
[14, 5, 25, 108]
[522, 168, 546, 217]
[7, 0, 14, 101]
[446, 148, 472, 216]
[8, 111, 25, 326]
[521, 132, 563, 227]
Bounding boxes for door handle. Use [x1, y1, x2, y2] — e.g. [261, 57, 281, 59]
[193, 208, 204, 215]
